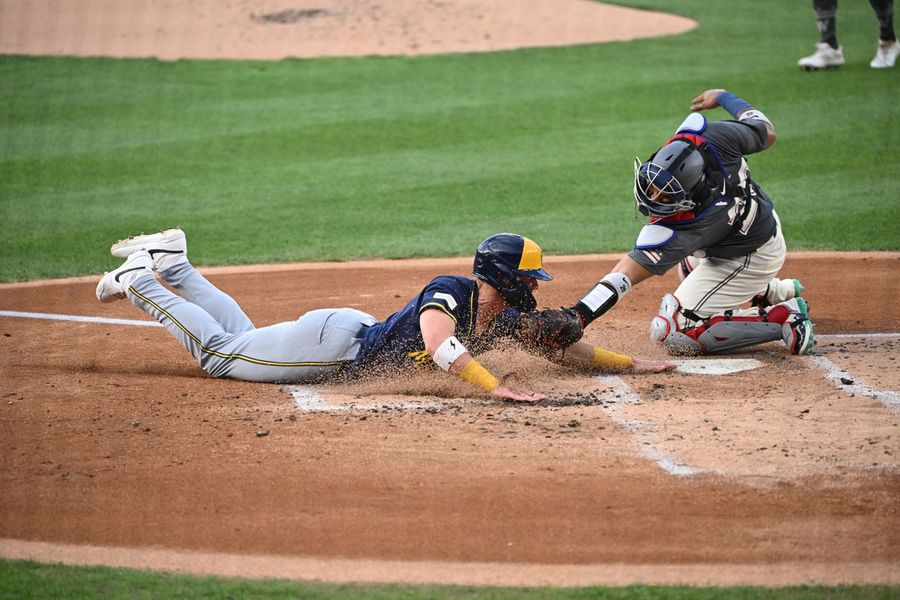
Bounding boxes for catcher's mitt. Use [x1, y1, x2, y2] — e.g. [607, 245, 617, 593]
[517, 308, 584, 352]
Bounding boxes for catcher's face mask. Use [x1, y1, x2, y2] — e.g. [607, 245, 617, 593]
[633, 140, 706, 218]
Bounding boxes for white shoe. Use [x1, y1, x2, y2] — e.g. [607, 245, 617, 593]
[96, 250, 153, 303]
[111, 228, 187, 272]
[871, 39, 900, 68]
[798, 43, 845, 70]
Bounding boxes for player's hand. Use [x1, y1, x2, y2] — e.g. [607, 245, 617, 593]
[690, 89, 726, 112]
[630, 357, 677, 373]
[491, 385, 546, 403]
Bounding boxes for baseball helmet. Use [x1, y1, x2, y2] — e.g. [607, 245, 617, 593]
[473, 233, 552, 312]
[633, 140, 707, 217]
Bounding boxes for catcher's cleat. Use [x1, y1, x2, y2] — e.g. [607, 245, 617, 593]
[111, 228, 187, 273]
[783, 316, 816, 355]
[96, 250, 153, 303]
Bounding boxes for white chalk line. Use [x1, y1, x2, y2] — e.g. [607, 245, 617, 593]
[594, 375, 701, 476]
[0, 309, 161, 328]
[818, 332, 900, 339]
[808, 355, 900, 411]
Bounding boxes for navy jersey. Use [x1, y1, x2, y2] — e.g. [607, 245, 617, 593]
[629, 118, 779, 276]
[352, 275, 520, 372]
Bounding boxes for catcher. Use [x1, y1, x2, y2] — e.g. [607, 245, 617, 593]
[96, 230, 673, 403]
[568, 88, 814, 356]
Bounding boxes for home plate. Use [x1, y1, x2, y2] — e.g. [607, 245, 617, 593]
[674, 358, 763, 375]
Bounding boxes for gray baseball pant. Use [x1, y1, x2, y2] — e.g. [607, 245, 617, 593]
[126, 263, 375, 383]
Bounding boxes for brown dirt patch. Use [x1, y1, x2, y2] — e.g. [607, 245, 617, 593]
[0, 0, 697, 60]
[1, 253, 899, 586]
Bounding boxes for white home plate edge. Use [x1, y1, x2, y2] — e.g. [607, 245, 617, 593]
[674, 358, 763, 375]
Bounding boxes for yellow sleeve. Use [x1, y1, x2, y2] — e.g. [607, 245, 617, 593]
[459, 359, 500, 392]
[591, 346, 633, 371]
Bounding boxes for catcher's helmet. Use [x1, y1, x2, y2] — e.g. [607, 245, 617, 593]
[473, 233, 552, 312]
[634, 140, 707, 217]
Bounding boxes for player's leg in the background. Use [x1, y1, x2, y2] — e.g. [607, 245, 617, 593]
[815, 0, 840, 48]
[798, 0, 845, 69]
[869, 0, 900, 67]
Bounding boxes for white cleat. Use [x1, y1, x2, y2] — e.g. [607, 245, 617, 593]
[111, 228, 187, 273]
[871, 39, 900, 68]
[798, 43, 845, 70]
[96, 250, 153, 303]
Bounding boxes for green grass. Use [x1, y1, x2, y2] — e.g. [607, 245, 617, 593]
[1, 0, 898, 281]
[2, 559, 898, 599]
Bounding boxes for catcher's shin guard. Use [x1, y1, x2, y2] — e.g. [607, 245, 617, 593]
[649, 294, 681, 344]
[649, 294, 704, 354]
[693, 320, 783, 354]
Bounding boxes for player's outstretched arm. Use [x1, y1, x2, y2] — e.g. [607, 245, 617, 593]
[420, 309, 546, 403]
[551, 340, 675, 374]
[570, 255, 655, 329]
[690, 88, 777, 149]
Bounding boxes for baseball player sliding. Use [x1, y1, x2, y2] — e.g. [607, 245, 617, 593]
[568, 89, 815, 356]
[97, 230, 673, 402]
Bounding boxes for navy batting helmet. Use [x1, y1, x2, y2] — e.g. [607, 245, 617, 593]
[472, 233, 552, 312]
[634, 140, 706, 217]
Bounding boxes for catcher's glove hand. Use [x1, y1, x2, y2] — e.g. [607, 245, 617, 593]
[517, 308, 584, 352]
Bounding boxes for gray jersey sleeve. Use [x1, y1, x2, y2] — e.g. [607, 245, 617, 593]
[628, 209, 737, 275]
[704, 120, 768, 161]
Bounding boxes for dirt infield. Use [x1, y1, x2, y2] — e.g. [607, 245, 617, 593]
[1, 253, 898, 586]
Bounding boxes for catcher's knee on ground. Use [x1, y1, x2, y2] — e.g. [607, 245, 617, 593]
[649, 295, 815, 355]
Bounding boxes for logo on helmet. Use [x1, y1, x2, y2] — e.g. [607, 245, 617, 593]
[472, 233, 552, 312]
